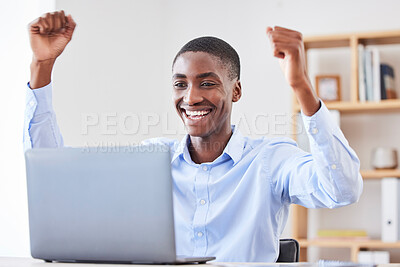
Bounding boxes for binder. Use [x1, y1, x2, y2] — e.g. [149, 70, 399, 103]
[381, 177, 400, 242]
[372, 48, 381, 102]
[358, 45, 366, 102]
[358, 251, 389, 264]
[364, 49, 374, 101]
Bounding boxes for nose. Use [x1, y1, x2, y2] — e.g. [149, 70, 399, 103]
[183, 86, 203, 105]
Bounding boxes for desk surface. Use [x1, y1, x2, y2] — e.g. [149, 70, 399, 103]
[0, 257, 304, 267]
[0, 258, 399, 267]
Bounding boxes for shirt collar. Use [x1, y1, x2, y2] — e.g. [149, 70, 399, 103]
[171, 125, 245, 166]
[223, 125, 245, 165]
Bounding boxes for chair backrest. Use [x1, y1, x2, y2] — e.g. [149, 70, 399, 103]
[276, 238, 299, 262]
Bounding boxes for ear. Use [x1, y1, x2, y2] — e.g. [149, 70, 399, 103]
[232, 80, 242, 102]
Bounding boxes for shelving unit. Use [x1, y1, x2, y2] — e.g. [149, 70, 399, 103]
[292, 30, 400, 262]
[299, 239, 400, 263]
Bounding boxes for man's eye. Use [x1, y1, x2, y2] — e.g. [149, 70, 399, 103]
[174, 82, 187, 88]
[201, 82, 215, 87]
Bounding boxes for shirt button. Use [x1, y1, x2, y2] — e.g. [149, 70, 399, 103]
[200, 199, 206, 205]
[331, 164, 337, 170]
[29, 100, 35, 107]
[202, 166, 208, 171]
[311, 128, 318, 134]
[197, 232, 203, 237]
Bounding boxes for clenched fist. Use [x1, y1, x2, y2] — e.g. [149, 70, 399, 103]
[28, 11, 76, 89]
[266, 26, 320, 116]
[29, 10, 76, 62]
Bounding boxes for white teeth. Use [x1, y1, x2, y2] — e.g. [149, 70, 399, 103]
[185, 110, 211, 116]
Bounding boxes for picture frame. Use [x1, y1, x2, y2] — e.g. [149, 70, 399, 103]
[315, 75, 341, 102]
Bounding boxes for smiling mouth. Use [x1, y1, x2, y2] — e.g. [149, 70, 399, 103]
[181, 108, 212, 121]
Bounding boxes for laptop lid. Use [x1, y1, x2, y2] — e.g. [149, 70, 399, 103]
[25, 145, 179, 263]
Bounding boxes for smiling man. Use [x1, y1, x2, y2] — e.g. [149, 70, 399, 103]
[172, 40, 242, 164]
[24, 11, 363, 262]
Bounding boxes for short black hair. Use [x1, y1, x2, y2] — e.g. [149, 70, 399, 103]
[172, 36, 240, 80]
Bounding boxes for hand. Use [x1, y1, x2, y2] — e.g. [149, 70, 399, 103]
[28, 10, 76, 62]
[28, 11, 76, 89]
[266, 26, 320, 116]
[266, 26, 309, 89]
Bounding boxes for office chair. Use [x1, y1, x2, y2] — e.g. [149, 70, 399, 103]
[276, 238, 300, 262]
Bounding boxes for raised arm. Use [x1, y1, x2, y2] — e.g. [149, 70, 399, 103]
[265, 26, 362, 207]
[24, 11, 76, 150]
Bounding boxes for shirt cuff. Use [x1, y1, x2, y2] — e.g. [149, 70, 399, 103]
[300, 100, 342, 144]
[26, 82, 54, 115]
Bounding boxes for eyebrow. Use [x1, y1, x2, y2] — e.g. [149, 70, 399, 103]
[172, 72, 221, 80]
[172, 74, 187, 79]
[196, 72, 220, 79]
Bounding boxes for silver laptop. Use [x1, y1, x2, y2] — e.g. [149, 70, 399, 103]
[25, 145, 215, 264]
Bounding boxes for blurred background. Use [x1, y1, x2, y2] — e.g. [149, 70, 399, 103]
[2, 0, 400, 262]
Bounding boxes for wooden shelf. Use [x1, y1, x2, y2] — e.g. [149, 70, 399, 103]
[358, 30, 400, 46]
[304, 35, 351, 49]
[304, 30, 400, 49]
[299, 239, 400, 249]
[293, 99, 400, 113]
[361, 169, 400, 179]
[299, 239, 400, 262]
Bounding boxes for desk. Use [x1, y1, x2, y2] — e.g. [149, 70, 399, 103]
[0, 258, 398, 267]
[0, 258, 297, 267]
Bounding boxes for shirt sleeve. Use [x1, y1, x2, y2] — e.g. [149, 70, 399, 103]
[23, 82, 64, 151]
[267, 101, 363, 209]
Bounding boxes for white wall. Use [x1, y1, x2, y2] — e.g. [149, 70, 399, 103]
[0, 0, 55, 256]
[53, 0, 169, 147]
[3, 0, 400, 260]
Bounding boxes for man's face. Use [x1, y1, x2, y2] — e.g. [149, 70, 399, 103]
[172, 51, 241, 138]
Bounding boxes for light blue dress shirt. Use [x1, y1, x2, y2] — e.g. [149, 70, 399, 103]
[24, 83, 363, 262]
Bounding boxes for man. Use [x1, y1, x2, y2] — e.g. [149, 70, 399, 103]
[25, 11, 363, 262]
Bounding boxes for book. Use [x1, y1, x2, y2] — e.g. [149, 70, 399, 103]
[380, 63, 397, 99]
[317, 229, 368, 238]
[372, 48, 381, 101]
[358, 45, 366, 102]
[364, 49, 374, 101]
[380, 64, 388, 100]
[314, 236, 370, 241]
[360, 48, 396, 101]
